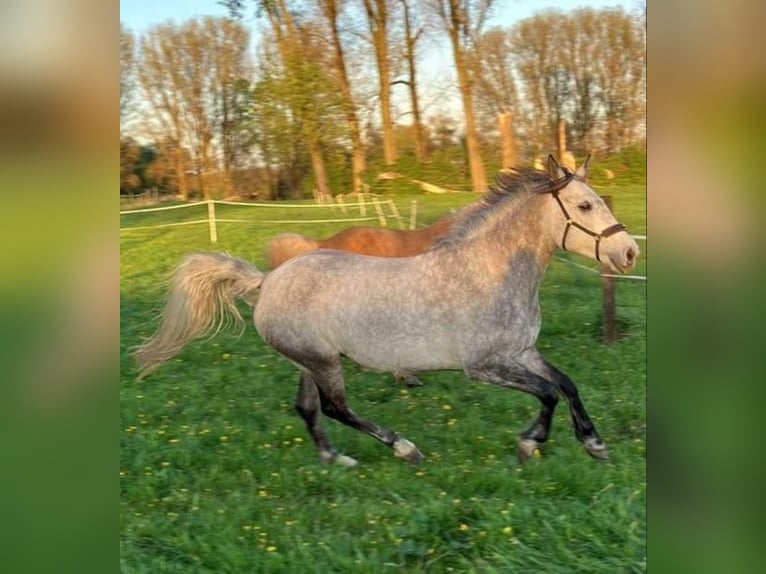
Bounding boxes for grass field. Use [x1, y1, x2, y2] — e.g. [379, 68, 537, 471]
[120, 185, 646, 573]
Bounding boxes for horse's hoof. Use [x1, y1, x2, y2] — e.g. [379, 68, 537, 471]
[395, 373, 423, 387]
[393, 438, 424, 465]
[517, 438, 541, 464]
[405, 377, 423, 388]
[319, 450, 359, 467]
[334, 454, 359, 467]
[583, 437, 609, 460]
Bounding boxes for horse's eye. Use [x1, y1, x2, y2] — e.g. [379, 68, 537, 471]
[577, 201, 592, 212]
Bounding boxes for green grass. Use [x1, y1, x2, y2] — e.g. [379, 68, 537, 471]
[121, 185, 646, 573]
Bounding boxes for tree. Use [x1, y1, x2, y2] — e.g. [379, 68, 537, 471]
[396, 0, 427, 163]
[473, 27, 519, 166]
[120, 137, 141, 193]
[508, 8, 645, 156]
[138, 24, 190, 199]
[363, 0, 397, 166]
[317, 0, 367, 192]
[120, 23, 135, 127]
[430, 0, 494, 193]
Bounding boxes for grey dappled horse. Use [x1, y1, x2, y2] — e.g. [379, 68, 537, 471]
[135, 156, 640, 466]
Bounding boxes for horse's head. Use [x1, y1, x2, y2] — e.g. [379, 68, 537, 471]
[543, 155, 639, 274]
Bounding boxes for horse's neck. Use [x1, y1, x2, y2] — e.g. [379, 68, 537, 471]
[420, 217, 454, 241]
[455, 194, 556, 284]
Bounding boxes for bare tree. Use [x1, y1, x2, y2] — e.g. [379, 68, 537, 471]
[138, 25, 190, 199]
[120, 23, 135, 127]
[317, 0, 366, 192]
[208, 18, 251, 195]
[362, 0, 397, 166]
[430, 0, 493, 193]
[592, 8, 645, 152]
[396, 0, 427, 163]
[473, 27, 519, 165]
[509, 8, 645, 156]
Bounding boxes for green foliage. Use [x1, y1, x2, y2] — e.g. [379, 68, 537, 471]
[121, 189, 645, 572]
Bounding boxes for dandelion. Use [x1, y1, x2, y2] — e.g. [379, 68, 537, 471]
[161, 461, 170, 468]
[503, 526, 513, 535]
[293, 437, 304, 443]
[442, 404, 452, 411]
[459, 523, 469, 532]
[258, 490, 268, 498]
[266, 546, 277, 552]
[168, 438, 179, 445]
[222, 353, 231, 360]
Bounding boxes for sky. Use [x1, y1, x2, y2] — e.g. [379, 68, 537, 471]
[121, 0, 639, 37]
[121, 0, 640, 132]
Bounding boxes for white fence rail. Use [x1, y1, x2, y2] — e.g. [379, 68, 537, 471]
[120, 198, 408, 243]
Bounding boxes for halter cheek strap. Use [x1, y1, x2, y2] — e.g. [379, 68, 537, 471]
[549, 180, 628, 263]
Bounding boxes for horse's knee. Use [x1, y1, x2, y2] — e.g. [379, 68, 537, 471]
[295, 402, 317, 422]
[542, 385, 559, 406]
[320, 403, 337, 418]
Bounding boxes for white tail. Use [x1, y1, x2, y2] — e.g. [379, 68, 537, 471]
[134, 253, 265, 379]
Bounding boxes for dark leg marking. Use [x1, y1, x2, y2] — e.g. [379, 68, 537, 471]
[521, 352, 608, 460]
[294, 372, 356, 465]
[304, 357, 424, 465]
[467, 362, 559, 463]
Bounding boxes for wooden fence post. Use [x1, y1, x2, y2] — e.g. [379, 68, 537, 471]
[601, 195, 616, 343]
[409, 200, 418, 230]
[207, 200, 218, 244]
[387, 199, 405, 229]
[372, 198, 387, 226]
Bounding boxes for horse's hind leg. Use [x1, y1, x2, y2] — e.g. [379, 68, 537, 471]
[467, 362, 559, 463]
[294, 371, 358, 467]
[310, 358, 424, 465]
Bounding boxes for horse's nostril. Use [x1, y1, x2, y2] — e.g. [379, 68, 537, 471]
[625, 247, 635, 263]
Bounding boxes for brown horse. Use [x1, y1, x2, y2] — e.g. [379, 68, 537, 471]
[266, 215, 456, 269]
[267, 213, 461, 387]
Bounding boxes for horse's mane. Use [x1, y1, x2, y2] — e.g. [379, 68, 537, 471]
[434, 167, 570, 249]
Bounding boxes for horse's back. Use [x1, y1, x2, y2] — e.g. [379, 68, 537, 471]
[255, 250, 462, 371]
[320, 226, 420, 257]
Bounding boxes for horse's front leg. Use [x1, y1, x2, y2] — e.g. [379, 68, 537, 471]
[522, 351, 609, 460]
[466, 361, 559, 463]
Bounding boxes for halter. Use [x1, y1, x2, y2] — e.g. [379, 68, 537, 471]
[546, 171, 627, 263]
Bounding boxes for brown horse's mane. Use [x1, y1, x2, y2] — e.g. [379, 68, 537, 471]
[435, 167, 567, 249]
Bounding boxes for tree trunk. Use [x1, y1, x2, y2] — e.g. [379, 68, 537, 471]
[499, 111, 516, 168]
[174, 149, 188, 201]
[266, 0, 333, 198]
[364, 0, 397, 166]
[323, 0, 366, 192]
[450, 38, 486, 191]
[308, 136, 331, 201]
[400, 0, 426, 163]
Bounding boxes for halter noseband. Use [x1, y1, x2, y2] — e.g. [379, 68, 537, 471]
[546, 171, 627, 263]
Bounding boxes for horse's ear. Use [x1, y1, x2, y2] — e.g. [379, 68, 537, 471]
[575, 154, 592, 180]
[547, 154, 565, 180]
